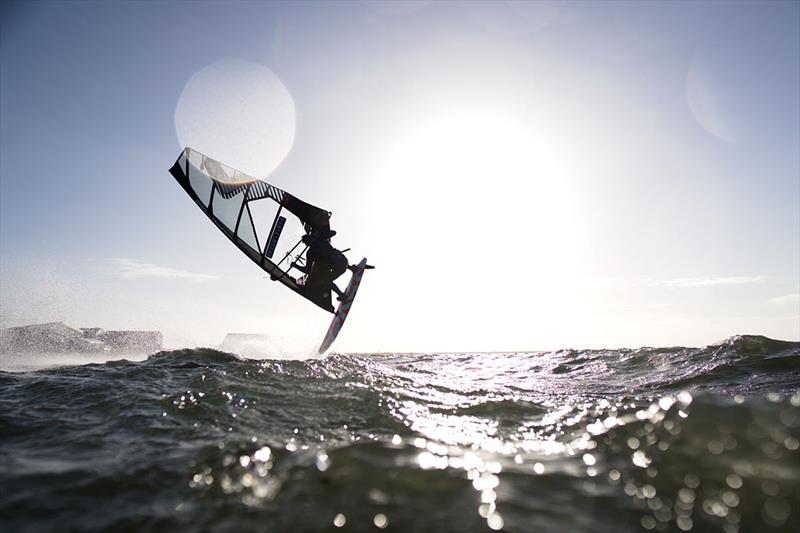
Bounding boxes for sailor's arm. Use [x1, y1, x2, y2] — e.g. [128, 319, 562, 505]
[292, 261, 310, 273]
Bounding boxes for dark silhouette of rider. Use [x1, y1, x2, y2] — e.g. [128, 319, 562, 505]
[294, 228, 348, 311]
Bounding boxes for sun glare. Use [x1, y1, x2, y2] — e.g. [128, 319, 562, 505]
[383, 109, 578, 252]
[174, 59, 296, 178]
[368, 108, 585, 339]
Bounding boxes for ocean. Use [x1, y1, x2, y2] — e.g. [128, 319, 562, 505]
[1, 335, 798, 532]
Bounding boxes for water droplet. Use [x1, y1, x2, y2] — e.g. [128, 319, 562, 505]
[632, 450, 651, 468]
[763, 497, 791, 523]
[659, 396, 675, 411]
[487, 511, 504, 530]
[678, 488, 695, 504]
[369, 488, 389, 504]
[254, 446, 271, 462]
[478, 502, 495, 518]
[761, 480, 780, 496]
[709, 499, 729, 517]
[472, 474, 500, 491]
[725, 474, 742, 489]
[373, 513, 388, 528]
[707, 440, 724, 455]
[766, 393, 782, 403]
[315, 450, 330, 472]
[677, 391, 693, 405]
[641, 515, 656, 529]
[333, 513, 346, 527]
[481, 489, 497, 503]
[722, 490, 740, 508]
[722, 523, 739, 533]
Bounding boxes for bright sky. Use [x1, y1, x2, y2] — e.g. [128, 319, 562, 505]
[1, 1, 798, 352]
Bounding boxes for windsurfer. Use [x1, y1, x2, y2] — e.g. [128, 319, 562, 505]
[293, 228, 349, 311]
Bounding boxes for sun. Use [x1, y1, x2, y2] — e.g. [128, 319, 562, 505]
[362, 107, 585, 344]
[376, 108, 578, 261]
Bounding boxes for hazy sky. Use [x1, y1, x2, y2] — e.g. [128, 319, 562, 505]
[1, 0, 798, 352]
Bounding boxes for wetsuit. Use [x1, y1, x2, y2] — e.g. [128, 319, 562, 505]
[303, 236, 348, 311]
[307, 239, 348, 279]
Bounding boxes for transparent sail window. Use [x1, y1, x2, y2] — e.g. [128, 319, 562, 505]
[248, 196, 280, 246]
[211, 185, 245, 233]
[186, 157, 213, 207]
[249, 197, 307, 269]
[238, 204, 260, 252]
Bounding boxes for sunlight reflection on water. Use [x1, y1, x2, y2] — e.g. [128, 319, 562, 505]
[172, 346, 800, 531]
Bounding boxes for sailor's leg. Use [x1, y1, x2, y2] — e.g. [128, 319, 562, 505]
[305, 281, 334, 312]
[331, 254, 348, 280]
[321, 289, 334, 312]
[332, 283, 345, 299]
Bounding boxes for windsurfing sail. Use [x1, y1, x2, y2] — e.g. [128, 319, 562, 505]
[168, 147, 335, 312]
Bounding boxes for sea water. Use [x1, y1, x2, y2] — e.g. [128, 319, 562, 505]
[1, 335, 798, 532]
